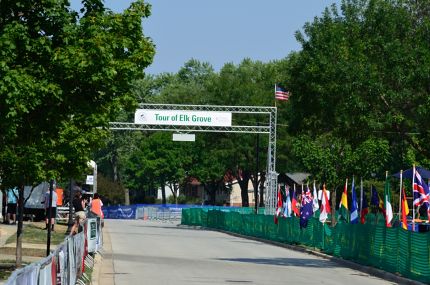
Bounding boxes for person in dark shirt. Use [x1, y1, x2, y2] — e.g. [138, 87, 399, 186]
[72, 190, 86, 221]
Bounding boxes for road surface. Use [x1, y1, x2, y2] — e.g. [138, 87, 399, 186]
[105, 219, 395, 285]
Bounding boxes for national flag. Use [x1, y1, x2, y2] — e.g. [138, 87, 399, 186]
[370, 185, 384, 213]
[283, 185, 292, 218]
[291, 186, 300, 216]
[414, 167, 429, 208]
[413, 166, 430, 220]
[384, 175, 393, 227]
[370, 185, 379, 207]
[319, 184, 331, 223]
[350, 177, 359, 224]
[312, 181, 319, 213]
[300, 186, 314, 228]
[338, 179, 349, 221]
[360, 191, 369, 224]
[275, 85, 290, 101]
[401, 188, 409, 230]
[274, 185, 283, 224]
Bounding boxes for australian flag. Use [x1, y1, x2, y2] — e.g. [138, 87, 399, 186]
[300, 186, 314, 228]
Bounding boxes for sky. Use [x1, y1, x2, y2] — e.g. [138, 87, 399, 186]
[70, 1, 340, 75]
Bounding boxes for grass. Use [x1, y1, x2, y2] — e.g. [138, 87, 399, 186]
[0, 260, 29, 281]
[6, 222, 68, 245]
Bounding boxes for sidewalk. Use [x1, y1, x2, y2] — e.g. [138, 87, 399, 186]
[92, 226, 114, 285]
[0, 223, 17, 248]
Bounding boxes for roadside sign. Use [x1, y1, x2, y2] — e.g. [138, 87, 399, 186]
[172, 133, 195, 142]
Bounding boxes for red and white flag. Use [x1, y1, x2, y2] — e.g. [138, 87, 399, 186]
[319, 184, 331, 223]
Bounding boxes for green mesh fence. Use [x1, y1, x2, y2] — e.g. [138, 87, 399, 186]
[181, 208, 430, 283]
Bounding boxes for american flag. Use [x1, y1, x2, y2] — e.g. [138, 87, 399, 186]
[275, 85, 290, 101]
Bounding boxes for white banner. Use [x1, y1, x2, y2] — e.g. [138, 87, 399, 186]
[134, 110, 232, 127]
[86, 175, 94, 185]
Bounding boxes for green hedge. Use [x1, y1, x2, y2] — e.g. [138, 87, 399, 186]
[181, 208, 430, 284]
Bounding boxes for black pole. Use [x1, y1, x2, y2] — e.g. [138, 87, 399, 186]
[46, 179, 54, 256]
[65, 179, 74, 235]
[254, 125, 260, 214]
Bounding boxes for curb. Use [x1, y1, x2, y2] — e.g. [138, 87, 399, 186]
[91, 227, 114, 285]
[178, 224, 426, 285]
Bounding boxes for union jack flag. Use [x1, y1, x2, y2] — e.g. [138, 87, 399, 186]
[413, 169, 430, 207]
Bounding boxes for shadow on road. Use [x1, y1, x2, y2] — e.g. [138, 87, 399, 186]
[215, 257, 344, 268]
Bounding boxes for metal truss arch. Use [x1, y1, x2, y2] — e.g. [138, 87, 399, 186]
[109, 104, 278, 215]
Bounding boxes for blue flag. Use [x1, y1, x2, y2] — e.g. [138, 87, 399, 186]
[371, 185, 379, 206]
[350, 177, 359, 224]
[300, 186, 314, 228]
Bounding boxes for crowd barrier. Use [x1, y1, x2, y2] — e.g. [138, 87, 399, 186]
[5, 218, 103, 285]
[181, 208, 430, 284]
[102, 204, 265, 220]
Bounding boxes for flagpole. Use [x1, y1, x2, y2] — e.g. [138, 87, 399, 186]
[360, 177, 363, 216]
[293, 183, 296, 217]
[399, 170, 403, 222]
[385, 171, 389, 227]
[412, 164, 415, 232]
[274, 84, 277, 108]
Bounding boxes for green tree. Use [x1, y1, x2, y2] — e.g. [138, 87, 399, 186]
[288, 0, 430, 172]
[0, 0, 154, 266]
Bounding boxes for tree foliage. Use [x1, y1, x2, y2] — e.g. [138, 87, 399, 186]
[288, 0, 430, 174]
[0, 0, 155, 265]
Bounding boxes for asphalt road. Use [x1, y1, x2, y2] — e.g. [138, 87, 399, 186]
[105, 219, 395, 285]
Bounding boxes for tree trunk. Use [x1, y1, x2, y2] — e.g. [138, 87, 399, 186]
[161, 183, 166, 205]
[252, 175, 259, 212]
[16, 184, 24, 268]
[111, 152, 119, 183]
[169, 182, 178, 205]
[259, 172, 266, 207]
[205, 182, 217, 205]
[238, 170, 250, 207]
[124, 188, 130, 205]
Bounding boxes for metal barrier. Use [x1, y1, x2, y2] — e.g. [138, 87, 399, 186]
[143, 207, 182, 222]
[5, 218, 103, 285]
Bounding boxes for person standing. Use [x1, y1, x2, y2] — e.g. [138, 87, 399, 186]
[42, 187, 58, 231]
[73, 190, 86, 221]
[6, 187, 18, 225]
[90, 193, 104, 218]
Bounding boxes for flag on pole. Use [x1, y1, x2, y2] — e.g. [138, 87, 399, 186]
[413, 167, 430, 207]
[360, 191, 369, 224]
[350, 177, 359, 224]
[413, 166, 430, 220]
[319, 184, 331, 223]
[384, 174, 393, 227]
[338, 179, 349, 221]
[371, 184, 384, 213]
[312, 181, 319, 213]
[274, 185, 283, 224]
[371, 185, 379, 207]
[401, 187, 409, 230]
[275, 85, 290, 101]
[292, 185, 300, 216]
[300, 186, 314, 228]
[283, 185, 292, 218]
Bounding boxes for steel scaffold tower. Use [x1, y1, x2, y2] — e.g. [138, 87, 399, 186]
[109, 104, 278, 215]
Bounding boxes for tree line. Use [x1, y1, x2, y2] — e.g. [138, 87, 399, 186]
[98, 0, 430, 207]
